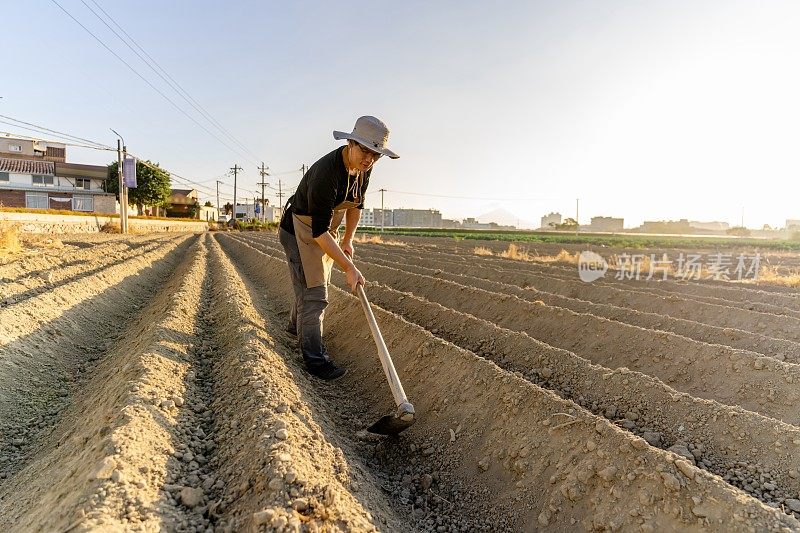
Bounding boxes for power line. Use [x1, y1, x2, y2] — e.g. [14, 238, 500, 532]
[268, 168, 304, 176]
[1, 113, 234, 203]
[48, 0, 261, 167]
[266, 183, 297, 192]
[124, 152, 232, 199]
[0, 114, 111, 148]
[192, 173, 232, 185]
[373, 189, 562, 202]
[81, 0, 263, 165]
[0, 128, 115, 152]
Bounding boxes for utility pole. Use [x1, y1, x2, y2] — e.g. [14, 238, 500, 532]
[575, 198, 579, 236]
[116, 139, 124, 233]
[122, 143, 129, 233]
[301, 163, 306, 177]
[230, 164, 243, 226]
[379, 188, 387, 232]
[257, 163, 269, 224]
[216, 181, 221, 220]
[112, 136, 128, 234]
[278, 180, 284, 217]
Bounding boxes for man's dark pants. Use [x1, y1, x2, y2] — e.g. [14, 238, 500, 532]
[279, 227, 330, 369]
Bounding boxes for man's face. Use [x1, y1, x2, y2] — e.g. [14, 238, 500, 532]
[351, 142, 381, 172]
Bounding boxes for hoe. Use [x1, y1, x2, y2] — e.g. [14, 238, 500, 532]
[356, 284, 416, 435]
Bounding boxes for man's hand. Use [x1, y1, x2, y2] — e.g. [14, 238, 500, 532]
[341, 239, 354, 259]
[346, 265, 365, 292]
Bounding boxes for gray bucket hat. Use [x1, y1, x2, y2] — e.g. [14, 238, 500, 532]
[333, 116, 399, 159]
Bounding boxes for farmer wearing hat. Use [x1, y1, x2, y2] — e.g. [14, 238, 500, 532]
[279, 116, 399, 380]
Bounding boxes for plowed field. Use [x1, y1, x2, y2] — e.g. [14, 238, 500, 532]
[2, 232, 800, 532]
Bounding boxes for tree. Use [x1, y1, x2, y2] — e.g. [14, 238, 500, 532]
[726, 226, 751, 237]
[204, 201, 213, 207]
[107, 160, 171, 214]
[224, 202, 233, 215]
[555, 218, 578, 230]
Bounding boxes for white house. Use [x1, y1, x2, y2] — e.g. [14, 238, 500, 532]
[0, 158, 115, 213]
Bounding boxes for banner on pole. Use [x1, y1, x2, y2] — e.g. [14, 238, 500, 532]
[123, 156, 137, 188]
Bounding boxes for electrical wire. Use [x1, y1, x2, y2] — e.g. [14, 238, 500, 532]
[49, 0, 262, 167]
[0, 115, 233, 200]
[268, 168, 304, 176]
[0, 129, 116, 152]
[373, 189, 562, 202]
[81, 0, 264, 165]
[0, 114, 112, 149]
[0, 115, 270, 206]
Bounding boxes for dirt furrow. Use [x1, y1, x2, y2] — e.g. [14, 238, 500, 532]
[0, 233, 165, 285]
[357, 242, 800, 318]
[357, 250, 800, 364]
[346, 278, 800, 512]
[0, 236, 173, 308]
[0, 234, 200, 531]
[0, 235, 192, 485]
[235, 237, 800, 421]
[221, 233, 800, 532]
[207, 234, 407, 532]
[340, 253, 800, 427]
[350, 244, 800, 342]
[238, 235, 800, 364]
[374, 239, 800, 309]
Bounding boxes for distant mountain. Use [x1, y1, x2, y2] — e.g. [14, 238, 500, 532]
[476, 208, 536, 229]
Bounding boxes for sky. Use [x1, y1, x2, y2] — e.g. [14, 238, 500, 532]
[2, 0, 799, 229]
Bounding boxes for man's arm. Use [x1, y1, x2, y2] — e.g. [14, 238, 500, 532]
[340, 207, 361, 258]
[313, 231, 365, 291]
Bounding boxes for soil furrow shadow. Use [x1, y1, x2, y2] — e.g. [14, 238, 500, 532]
[0, 236, 193, 489]
[0, 240, 169, 309]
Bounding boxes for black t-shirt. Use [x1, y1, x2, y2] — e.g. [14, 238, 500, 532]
[280, 146, 371, 237]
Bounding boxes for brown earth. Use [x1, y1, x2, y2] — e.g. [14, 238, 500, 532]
[1, 231, 800, 532]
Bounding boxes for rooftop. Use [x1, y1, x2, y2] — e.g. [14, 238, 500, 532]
[0, 158, 55, 175]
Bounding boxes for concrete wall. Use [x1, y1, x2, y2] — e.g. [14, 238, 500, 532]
[0, 189, 25, 208]
[0, 211, 208, 234]
[95, 195, 116, 214]
[0, 189, 116, 214]
[0, 138, 35, 157]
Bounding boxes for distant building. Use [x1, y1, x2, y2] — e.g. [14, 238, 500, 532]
[0, 135, 115, 214]
[393, 208, 441, 228]
[462, 218, 515, 230]
[689, 221, 730, 232]
[263, 205, 283, 223]
[640, 219, 693, 234]
[359, 208, 393, 227]
[441, 218, 462, 229]
[359, 209, 376, 226]
[167, 189, 200, 218]
[199, 205, 217, 222]
[540, 212, 562, 229]
[786, 220, 800, 230]
[373, 208, 393, 227]
[0, 136, 66, 162]
[588, 216, 624, 232]
[233, 201, 256, 222]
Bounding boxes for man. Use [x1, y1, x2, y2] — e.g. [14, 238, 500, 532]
[279, 116, 399, 380]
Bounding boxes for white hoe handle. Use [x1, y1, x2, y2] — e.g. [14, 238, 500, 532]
[356, 284, 410, 408]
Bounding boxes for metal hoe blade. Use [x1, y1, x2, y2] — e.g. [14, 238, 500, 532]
[367, 402, 416, 436]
